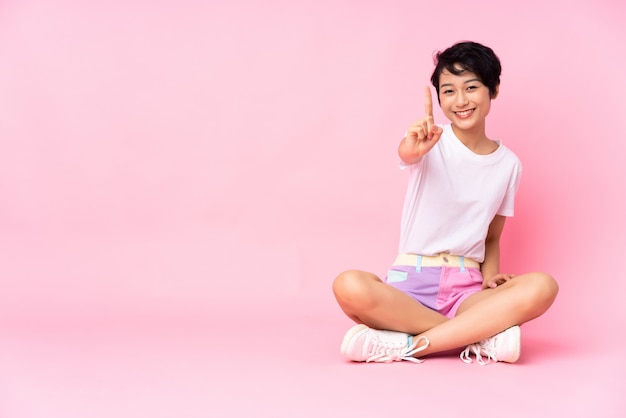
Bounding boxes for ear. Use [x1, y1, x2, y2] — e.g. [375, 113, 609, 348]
[491, 84, 500, 99]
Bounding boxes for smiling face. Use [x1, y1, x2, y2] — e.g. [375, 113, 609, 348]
[438, 65, 497, 135]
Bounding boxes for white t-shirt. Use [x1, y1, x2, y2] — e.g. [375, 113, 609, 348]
[398, 124, 522, 263]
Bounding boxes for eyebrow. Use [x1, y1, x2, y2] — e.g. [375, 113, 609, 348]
[440, 78, 482, 88]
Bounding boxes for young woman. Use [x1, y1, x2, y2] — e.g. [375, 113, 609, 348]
[332, 41, 558, 364]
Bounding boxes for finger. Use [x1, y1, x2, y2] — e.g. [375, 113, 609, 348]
[429, 124, 442, 141]
[407, 124, 425, 140]
[424, 86, 433, 119]
[419, 120, 430, 138]
[417, 125, 425, 139]
[424, 86, 434, 138]
[487, 274, 506, 288]
[493, 274, 516, 287]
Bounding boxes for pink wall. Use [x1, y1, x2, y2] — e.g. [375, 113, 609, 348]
[1, 0, 625, 337]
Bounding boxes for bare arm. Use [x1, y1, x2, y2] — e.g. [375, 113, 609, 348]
[481, 215, 515, 289]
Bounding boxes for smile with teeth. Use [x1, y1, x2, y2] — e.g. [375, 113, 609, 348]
[455, 109, 474, 118]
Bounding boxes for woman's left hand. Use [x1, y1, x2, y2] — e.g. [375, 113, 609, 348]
[483, 273, 516, 289]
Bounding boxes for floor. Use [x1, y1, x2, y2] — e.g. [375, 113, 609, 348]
[1, 296, 623, 418]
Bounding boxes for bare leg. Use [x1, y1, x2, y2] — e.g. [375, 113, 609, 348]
[332, 269, 447, 335]
[414, 272, 559, 356]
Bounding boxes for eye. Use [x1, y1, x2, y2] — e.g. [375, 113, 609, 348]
[466, 85, 477, 91]
[442, 89, 453, 94]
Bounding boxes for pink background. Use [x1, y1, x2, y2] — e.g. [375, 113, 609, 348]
[1, 0, 625, 417]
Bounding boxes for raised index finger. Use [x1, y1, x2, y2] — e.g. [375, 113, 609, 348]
[424, 86, 434, 119]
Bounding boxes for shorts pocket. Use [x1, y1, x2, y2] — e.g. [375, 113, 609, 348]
[386, 269, 409, 283]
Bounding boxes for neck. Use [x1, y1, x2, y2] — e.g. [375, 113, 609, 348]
[451, 124, 496, 155]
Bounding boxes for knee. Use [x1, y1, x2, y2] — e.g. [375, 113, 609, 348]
[332, 270, 373, 307]
[526, 272, 559, 307]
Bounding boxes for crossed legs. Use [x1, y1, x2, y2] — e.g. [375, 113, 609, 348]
[332, 269, 558, 357]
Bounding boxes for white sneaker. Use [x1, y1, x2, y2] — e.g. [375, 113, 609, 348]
[340, 324, 429, 363]
[460, 325, 521, 365]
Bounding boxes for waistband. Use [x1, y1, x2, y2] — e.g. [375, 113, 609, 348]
[392, 253, 480, 269]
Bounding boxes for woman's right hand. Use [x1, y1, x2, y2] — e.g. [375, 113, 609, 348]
[399, 86, 443, 164]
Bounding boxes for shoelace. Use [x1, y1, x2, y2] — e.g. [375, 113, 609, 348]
[366, 335, 430, 363]
[460, 340, 498, 365]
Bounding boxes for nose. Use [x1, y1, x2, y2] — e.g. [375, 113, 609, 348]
[456, 91, 469, 106]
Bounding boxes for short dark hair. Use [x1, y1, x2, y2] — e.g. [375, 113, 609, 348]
[430, 41, 501, 101]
